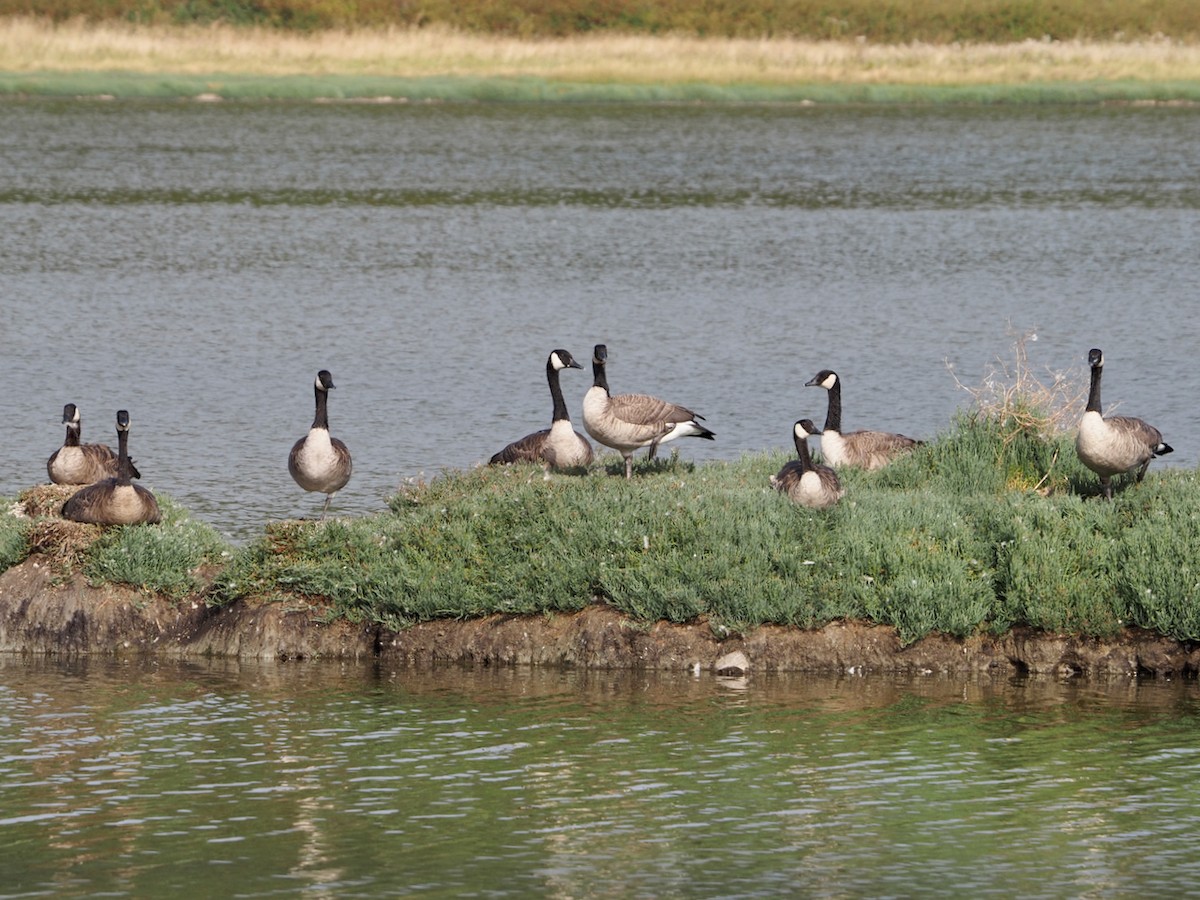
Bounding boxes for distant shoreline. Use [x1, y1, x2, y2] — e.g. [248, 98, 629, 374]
[4, 19, 1200, 102]
[3, 556, 1195, 676]
[5, 72, 1200, 104]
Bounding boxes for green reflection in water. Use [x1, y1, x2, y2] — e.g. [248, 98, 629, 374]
[1, 658, 1199, 896]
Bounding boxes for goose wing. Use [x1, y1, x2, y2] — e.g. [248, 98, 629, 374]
[490, 430, 550, 465]
[770, 460, 804, 493]
[816, 465, 846, 497]
[845, 429, 920, 450]
[843, 429, 921, 469]
[609, 392, 704, 427]
[1106, 415, 1172, 456]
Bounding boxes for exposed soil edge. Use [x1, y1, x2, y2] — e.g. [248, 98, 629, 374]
[2, 556, 1198, 676]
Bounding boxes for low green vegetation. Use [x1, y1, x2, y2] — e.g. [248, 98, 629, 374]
[0, 500, 28, 571]
[80, 497, 232, 597]
[9, 0, 1200, 42]
[201, 417, 1199, 644]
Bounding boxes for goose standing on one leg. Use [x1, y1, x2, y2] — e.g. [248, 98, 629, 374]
[48, 403, 139, 485]
[770, 419, 845, 509]
[582, 343, 715, 479]
[289, 369, 352, 519]
[1075, 348, 1173, 500]
[61, 410, 160, 525]
[490, 349, 594, 472]
[805, 369, 920, 469]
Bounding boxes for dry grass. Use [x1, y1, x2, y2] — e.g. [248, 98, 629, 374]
[17, 485, 104, 577]
[16, 483, 79, 519]
[951, 329, 1089, 443]
[5, 18, 1200, 85]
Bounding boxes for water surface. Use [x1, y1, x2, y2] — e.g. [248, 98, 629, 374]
[2, 101, 1198, 540]
[1, 658, 1199, 897]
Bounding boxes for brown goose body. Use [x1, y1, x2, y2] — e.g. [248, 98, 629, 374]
[490, 349, 594, 471]
[289, 369, 353, 518]
[771, 419, 845, 509]
[805, 369, 920, 470]
[61, 410, 160, 525]
[581, 344, 715, 479]
[1075, 348, 1172, 499]
[47, 403, 132, 485]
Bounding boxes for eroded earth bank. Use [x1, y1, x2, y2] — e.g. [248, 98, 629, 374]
[1, 555, 1196, 677]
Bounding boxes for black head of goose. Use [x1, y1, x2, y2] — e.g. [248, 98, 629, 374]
[581, 343, 715, 479]
[61, 410, 160, 525]
[770, 419, 845, 509]
[804, 368, 920, 470]
[489, 349, 594, 472]
[1075, 348, 1173, 500]
[289, 369, 353, 519]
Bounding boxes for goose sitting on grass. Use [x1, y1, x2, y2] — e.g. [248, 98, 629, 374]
[489, 348, 593, 473]
[805, 368, 921, 469]
[61, 410, 160, 525]
[770, 419, 844, 509]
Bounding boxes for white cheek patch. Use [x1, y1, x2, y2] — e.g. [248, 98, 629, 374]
[550, 351, 565, 370]
[821, 373, 838, 390]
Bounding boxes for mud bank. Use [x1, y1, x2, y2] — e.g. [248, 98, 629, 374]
[1, 555, 1197, 676]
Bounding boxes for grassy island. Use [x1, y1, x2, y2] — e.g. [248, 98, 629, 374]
[4, 392, 1198, 649]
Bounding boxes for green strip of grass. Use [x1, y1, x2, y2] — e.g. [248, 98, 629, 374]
[0, 503, 28, 571]
[4, 71, 1200, 103]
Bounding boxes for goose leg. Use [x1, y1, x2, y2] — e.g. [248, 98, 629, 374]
[624, 454, 633, 479]
[320, 493, 334, 519]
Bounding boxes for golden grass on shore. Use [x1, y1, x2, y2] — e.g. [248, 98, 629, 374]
[5, 17, 1200, 86]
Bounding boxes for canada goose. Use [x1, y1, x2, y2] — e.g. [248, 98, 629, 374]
[289, 369, 352, 519]
[770, 419, 845, 509]
[47, 403, 140, 485]
[61, 410, 160, 525]
[582, 343, 715, 479]
[1076, 348, 1173, 500]
[489, 349, 594, 472]
[805, 369, 920, 469]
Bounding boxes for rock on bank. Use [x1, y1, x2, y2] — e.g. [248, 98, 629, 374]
[1, 555, 1197, 676]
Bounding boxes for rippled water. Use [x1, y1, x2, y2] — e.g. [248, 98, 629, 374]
[2, 658, 1200, 896]
[2, 101, 1199, 540]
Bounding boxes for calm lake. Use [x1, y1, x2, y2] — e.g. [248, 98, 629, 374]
[2, 100, 1199, 541]
[3, 98, 1200, 892]
[3, 657, 1200, 897]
